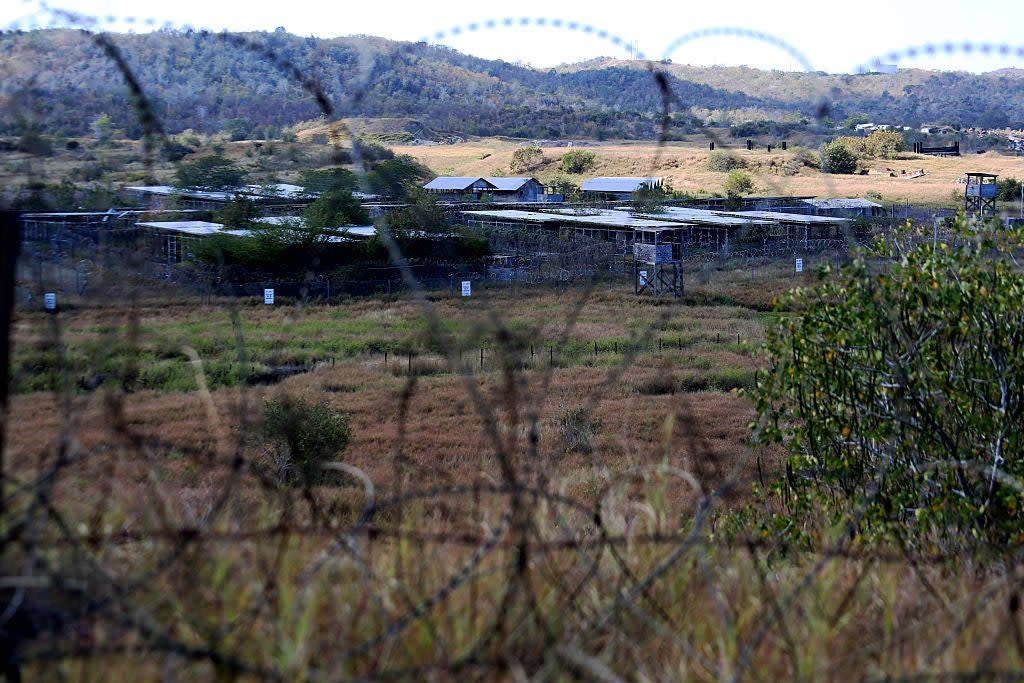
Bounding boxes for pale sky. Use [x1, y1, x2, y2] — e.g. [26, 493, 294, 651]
[6, 0, 1024, 74]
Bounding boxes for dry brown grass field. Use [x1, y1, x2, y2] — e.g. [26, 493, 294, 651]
[7, 260, 1024, 680]
[6, 127, 1023, 210]
[391, 136, 1024, 205]
[8, 276, 786, 502]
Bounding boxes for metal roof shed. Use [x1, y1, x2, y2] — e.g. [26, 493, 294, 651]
[580, 177, 663, 196]
[423, 177, 498, 192]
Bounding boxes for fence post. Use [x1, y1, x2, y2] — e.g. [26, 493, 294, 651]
[480, 348, 484, 367]
[385, 350, 388, 365]
[408, 353, 412, 373]
[549, 346, 553, 365]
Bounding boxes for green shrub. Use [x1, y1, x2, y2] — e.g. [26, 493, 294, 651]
[723, 169, 754, 198]
[262, 396, 352, 487]
[997, 177, 1022, 202]
[754, 218, 1024, 550]
[175, 155, 247, 190]
[705, 151, 746, 172]
[510, 146, 544, 173]
[818, 140, 858, 174]
[559, 149, 596, 174]
[865, 129, 905, 159]
[634, 374, 679, 395]
[559, 407, 601, 454]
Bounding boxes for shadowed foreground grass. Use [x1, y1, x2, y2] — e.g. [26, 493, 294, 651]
[7, 268, 1022, 681]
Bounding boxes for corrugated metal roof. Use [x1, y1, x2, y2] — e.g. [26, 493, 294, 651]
[550, 208, 679, 228]
[461, 210, 559, 223]
[254, 216, 371, 241]
[580, 177, 662, 193]
[627, 207, 773, 227]
[136, 221, 233, 236]
[484, 177, 540, 191]
[126, 184, 307, 201]
[465, 208, 679, 229]
[725, 210, 850, 225]
[802, 198, 881, 210]
[423, 177, 497, 191]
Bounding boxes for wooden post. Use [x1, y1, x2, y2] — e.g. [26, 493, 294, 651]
[594, 340, 598, 355]
[384, 350, 388, 365]
[480, 348, 484, 367]
[408, 353, 412, 372]
[549, 346, 553, 365]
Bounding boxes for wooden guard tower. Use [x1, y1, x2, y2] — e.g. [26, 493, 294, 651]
[633, 232, 682, 298]
[965, 172, 998, 217]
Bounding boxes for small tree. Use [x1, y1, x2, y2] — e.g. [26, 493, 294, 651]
[510, 146, 544, 174]
[91, 113, 114, 144]
[16, 129, 52, 156]
[865, 129, 905, 159]
[213, 196, 259, 228]
[559, 407, 601, 454]
[997, 177, 1022, 202]
[175, 155, 247, 190]
[298, 167, 359, 195]
[723, 169, 753, 197]
[365, 156, 431, 199]
[262, 396, 351, 487]
[818, 140, 858, 174]
[223, 118, 251, 142]
[384, 188, 445, 234]
[546, 175, 580, 201]
[303, 189, 370, 230]
[631, 184, 667, 214]
[754, 219, 1024, 551]
[705, 151, 746, 172]
[559, 149, 596, 174]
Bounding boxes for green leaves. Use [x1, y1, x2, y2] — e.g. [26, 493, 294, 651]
[754, 217, 1024, 550]
[174, 154, 247, 190]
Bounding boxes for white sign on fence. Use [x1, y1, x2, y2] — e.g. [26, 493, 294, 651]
[44, 292, 57, 311]
[639, 270, 649, 286]
[263, 288, 275, 305]
[795, 258, 804, 273]
[461, 280, 472, 297]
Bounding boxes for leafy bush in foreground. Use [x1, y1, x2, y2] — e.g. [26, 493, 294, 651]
[754, 217, 1024, 551]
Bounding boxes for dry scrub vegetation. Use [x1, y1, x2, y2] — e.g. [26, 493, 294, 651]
[392, 136, 1024, 205]
[6, 256, 1024, 681]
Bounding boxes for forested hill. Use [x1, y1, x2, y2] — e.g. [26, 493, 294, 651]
[2, 28, 1023, 140]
